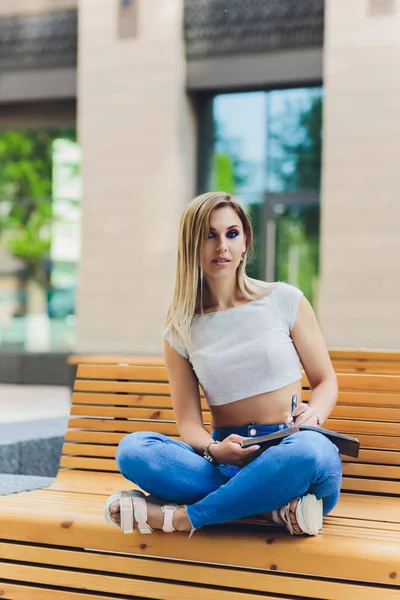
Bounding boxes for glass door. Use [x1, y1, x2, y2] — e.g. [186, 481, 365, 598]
[264, 191, 320, 305]
[203, 85, 323, 305]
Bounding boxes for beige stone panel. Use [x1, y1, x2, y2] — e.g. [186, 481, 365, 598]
[319, 0, 400, 349]
[76, 0, 195, 353]
[0, 0, 76, 16]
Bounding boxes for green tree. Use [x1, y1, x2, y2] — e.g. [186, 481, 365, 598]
[0, 128, 76, 314]
[268, 93, 323, 303]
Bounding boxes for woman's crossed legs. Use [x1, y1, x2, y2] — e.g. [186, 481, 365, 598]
[110, 430, 342, 534]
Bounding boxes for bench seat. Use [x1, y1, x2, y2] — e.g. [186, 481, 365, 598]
[0, 364, 399, 599]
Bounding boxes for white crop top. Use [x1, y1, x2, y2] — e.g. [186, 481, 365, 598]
[164, 282, 304, 406]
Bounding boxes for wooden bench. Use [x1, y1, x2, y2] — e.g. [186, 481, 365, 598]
[67, 348, 400, 379]
[1, 364, 399, 599]
[329, 349, 400, 375]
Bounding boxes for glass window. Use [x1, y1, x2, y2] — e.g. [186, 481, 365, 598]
[207, 87, 323, 305]
[0, 128, 80, 352]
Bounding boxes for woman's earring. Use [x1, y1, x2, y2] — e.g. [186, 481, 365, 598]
[241, 253, 245, 262]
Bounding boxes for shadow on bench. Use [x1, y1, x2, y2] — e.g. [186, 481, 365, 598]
[0, 364, 399, 599]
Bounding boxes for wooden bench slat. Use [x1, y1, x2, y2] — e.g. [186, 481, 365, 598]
[60, 456, 118, 471]
[72, 392, 209, 409]
[1, 541, 398, 600]
[341, 477, 400, 494]
[77, 364, 170, 381]
[63, 429, 400, 451]
[331, 406, 400, 421]
[2, 563, 281, 600]
[323, 419, 400, 436]
[342, 462, 400, 479]
[76, 365, 400, 393]
[62, 443, 118, 458]
[74, 379, 172, 394]
[0, 584, 121, 600]
[342, 449, 400, 465]
[70, 405, 185, 421]
[1, 508, 399, 586]
[67, 416, 400, 437]
[64, 430, 129, 444]
[70, 402, 400, 424]
[355, 434, 400, 450]
[73, 389, 400, 409]
[67, 418, 182, 435]
[62, 442, 400, 468]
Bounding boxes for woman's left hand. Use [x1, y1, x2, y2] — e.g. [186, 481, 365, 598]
[285, 402, 320, 427]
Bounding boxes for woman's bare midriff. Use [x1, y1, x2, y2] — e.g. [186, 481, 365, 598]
[210, 380, 303, 428]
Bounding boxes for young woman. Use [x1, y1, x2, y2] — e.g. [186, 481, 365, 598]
[104, 192, 342, 537]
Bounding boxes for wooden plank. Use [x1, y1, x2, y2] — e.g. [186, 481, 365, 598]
[342, 462, 400, 479]
[350, 434, 400, 451]
[70, 403, 400, 424]
[331, 493, 400, 523]
[76, 366, 400, 394]
[46, 469, 129, 493]
[66, 416, 400, 437]
[0, 512, 399, 587]
[1, 542, 398, 600]
[60, 456, 118, 471]
[62, 443, 117, 458]
[331, 405, 400, 422]
[61, 443, 400, 468]
[63, 428, 400, 451]
[341, 449, 400, 466]
[70, 404, 180, 421]
[64, 426, 176, 443]
[334, 391, 400, 408]
[77, 364, 169, 381]
[0, 563, 281, 600]
[72, 392, 209, 410]
[0, 584, 121, 600]
[341, 477, 400, 494]
[74, 379, 172, 394]
[68, 354, 163, 366]
[335, 373, 400, 393]
[66, 418, 185, 435]
[329, 349, 400, 361]
[322, 419, 400, 436]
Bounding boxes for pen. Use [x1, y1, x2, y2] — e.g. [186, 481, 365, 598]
[289, 394, 297, 425]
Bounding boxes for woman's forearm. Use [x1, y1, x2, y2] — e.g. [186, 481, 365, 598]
[178, 423, 214, 454]
[308, 377, 338, 424]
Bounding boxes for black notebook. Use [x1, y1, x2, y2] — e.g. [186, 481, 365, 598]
[240, 425, 360, 458]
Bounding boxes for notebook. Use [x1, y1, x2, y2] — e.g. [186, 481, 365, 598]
[240, 425, 360, 458]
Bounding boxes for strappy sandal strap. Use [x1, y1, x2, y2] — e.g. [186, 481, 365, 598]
[161, 503, 177, 532]
[271, 504, 299, 536]
[132, 495, 153, 534]
[120, 496, 135, 534]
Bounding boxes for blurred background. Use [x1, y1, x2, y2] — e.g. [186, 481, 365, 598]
[0, 0, 399, 387]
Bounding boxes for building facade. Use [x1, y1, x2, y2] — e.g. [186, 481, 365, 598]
[0, 0, 399, 382]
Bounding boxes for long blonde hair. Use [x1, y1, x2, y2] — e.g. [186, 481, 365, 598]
[165, 191, 272, 350]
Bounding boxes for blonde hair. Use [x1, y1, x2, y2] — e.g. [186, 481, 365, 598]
[165, 191, 273, 351]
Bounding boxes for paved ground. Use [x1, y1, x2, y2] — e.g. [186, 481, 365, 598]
[0, 474, 54, 495]
[0, 384, 70, 495]
[0, 384, 71, 424]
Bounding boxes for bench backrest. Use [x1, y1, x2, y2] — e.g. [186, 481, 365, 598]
[67, 350, 400, 375]
[63, 364, 400, 496]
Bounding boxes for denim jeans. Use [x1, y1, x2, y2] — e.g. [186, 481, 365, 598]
[116, 424, 343, 531]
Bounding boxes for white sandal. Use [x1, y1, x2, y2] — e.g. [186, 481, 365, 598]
[271, 493, 323, 536]
[104, 490, 178, 535]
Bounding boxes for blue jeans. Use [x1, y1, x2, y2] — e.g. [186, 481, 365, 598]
[116, 424, 343, 531]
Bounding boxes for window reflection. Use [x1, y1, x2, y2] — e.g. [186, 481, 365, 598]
[209, 87, 323, 304]
[0, 128, 80, 352]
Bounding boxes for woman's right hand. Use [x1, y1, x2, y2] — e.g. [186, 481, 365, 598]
[209, 434, 260, 467]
